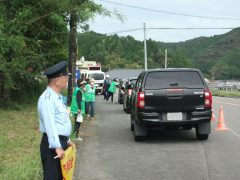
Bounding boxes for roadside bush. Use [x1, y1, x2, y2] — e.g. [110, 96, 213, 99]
[212, 89, 240, 97]
[0, 79, 47, 109]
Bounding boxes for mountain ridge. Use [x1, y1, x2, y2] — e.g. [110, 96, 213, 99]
[78, 28, 240, 79]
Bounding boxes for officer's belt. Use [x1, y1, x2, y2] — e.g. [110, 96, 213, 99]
[43, 133, 69, 141]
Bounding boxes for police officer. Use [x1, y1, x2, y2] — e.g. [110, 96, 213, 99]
[38, 61, 74, 180]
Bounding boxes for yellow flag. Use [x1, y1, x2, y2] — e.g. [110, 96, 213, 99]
[60, 145, 76, 180]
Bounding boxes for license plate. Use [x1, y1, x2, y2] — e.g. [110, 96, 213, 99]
[167, 112, 183, 121]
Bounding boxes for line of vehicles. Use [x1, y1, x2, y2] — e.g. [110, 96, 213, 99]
[76, 59, 212, 142]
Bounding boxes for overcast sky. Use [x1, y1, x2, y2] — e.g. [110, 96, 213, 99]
[88, 0, 240, 42]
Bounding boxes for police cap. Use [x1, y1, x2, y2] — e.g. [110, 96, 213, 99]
[43, 61, 71, 79]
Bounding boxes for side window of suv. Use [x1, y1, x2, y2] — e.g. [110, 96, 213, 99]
[135, 73, 144, 92]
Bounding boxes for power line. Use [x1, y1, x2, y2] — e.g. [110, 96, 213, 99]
[104, 27, 237, 35]
[99, 0, 240, 21]
[149, 27, 236, 30]
[105, 28, 142, 35]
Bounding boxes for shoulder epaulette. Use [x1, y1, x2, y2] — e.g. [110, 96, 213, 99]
[45, 92, 51, 100]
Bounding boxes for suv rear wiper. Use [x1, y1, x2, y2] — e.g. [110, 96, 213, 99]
[170, 82, 178, 86]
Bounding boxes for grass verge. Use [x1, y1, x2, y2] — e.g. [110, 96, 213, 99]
[0, 103, 77, 179]
[211, 90, 240, 98]
[0, 105, 42, 180]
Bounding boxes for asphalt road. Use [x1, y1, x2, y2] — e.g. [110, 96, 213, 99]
[74, 95, 240, 180]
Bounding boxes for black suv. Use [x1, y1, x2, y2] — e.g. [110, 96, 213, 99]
[131, 68, 212, 141]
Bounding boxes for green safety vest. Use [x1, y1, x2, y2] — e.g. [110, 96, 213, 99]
[70, 87, 85, 115]
[108, 81, 119, 93]
[84, 84, 96, 102]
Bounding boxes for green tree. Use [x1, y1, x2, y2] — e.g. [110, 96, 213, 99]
[0, 0, 119, 104]
[0, 0, 68, 103]
[66, 0, 109, 105]
[210, 61, 229, 79]
[169, 51, 192, 68]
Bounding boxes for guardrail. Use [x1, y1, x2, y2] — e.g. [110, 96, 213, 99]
[208, 81, 240, 91]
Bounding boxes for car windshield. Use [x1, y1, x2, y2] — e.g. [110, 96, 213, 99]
[88, 73, 104, 80]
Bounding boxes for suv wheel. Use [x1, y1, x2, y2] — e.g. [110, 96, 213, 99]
[196, 133, 209, 140]
[131, 122, 134, 131]
[130, 115, 134, 131]
[195, 122, 210, 140]
[134, 135, 145, 142]
[123, 105, 126, 111]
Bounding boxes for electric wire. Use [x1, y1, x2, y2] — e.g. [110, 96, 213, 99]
[105, 28, 142, 35]
[99, 0, 240, 21]
[104, 27, 237, 35]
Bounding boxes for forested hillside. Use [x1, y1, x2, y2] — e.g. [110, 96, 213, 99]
[78, 28, 240, 79]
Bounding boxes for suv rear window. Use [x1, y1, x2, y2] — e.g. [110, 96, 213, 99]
[145, 71, 204, 89]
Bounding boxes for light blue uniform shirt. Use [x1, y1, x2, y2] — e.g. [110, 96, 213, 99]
[38, 87, 72, 149]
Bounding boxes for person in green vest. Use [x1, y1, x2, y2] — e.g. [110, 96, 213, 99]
[107, 78, 119, 103]
[84, 78, 96, 120]
[70, 79, 87, 141]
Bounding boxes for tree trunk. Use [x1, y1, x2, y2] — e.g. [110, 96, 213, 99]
[0, 73, 4, 101]
[67, 10, 78, 106]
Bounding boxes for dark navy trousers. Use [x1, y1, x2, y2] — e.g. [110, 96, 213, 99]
[40, 133, 68, 180]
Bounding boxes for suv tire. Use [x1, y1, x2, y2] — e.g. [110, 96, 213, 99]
[130, 115, 134, 131]
[195, 122, 210, 140]
[134, 134, 145, 142]
[131, 123, 134, 131]
[196, 133, 209, 140]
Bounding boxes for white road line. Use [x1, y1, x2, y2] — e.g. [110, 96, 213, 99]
[213, 100, 240, 107]
[229, 127, 240, 140]
[213, 97, 240, 139]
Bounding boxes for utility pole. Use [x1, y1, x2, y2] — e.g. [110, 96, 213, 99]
[144, 23, 148, 70]
[165, 49, 168, 69]
[67, 10, 78, 106]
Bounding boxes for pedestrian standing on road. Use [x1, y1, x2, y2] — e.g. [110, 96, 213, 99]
[106, 78, 119, 103]
[101, 74, 110, 100]
[84, 78, 96, 120]
[70, 79, 87, 142]
[37, 61, 74, 180]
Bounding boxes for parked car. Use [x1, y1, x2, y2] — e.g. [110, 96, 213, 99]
[118, 79, 127, 104]
[123, 77, 137, 113]
[131, 68, 212, 141]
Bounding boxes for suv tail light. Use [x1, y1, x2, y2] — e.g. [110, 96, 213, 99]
[128, 89, 133, 96]
[137, 92, 145, 108]
[204, 89, 212, 109]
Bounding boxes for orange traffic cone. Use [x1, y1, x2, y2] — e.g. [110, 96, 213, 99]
[211, 112, 216, 121]
[215, 106, 228, 131]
